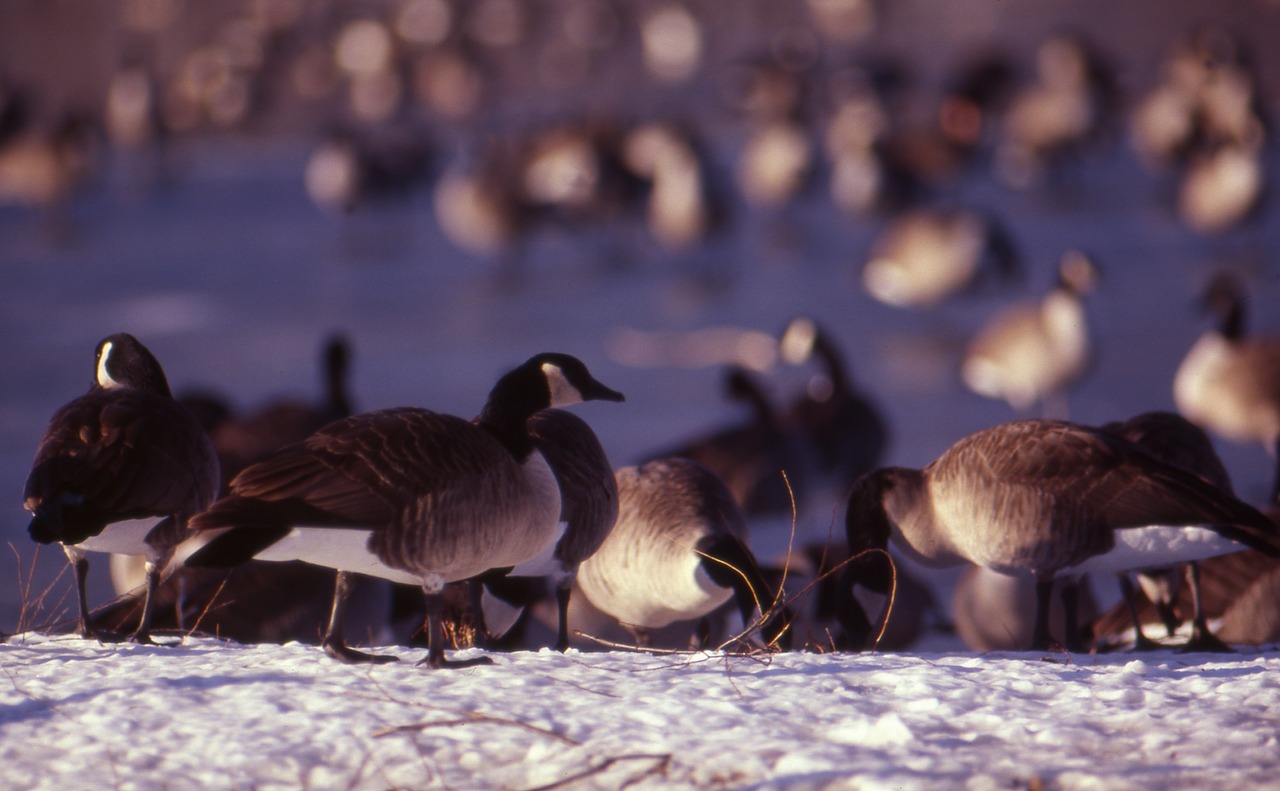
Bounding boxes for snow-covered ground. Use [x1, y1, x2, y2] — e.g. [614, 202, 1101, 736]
[4, 633, 1279, 790]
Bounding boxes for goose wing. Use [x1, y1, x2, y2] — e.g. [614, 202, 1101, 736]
[25, 389, 218, 521]
[937, 420, 1278, 550]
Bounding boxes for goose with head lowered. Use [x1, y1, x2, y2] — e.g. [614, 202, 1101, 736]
[186, 353, 624, 668]
[576, 458, 791, 650]
[844, 418, 1280, 651]
[24, 333, 220, 643]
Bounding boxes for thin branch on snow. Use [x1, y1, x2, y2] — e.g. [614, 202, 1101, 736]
[518, 753, 673, 791]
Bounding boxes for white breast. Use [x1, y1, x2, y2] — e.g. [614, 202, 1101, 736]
[1061, 525, 1246, 576]
[76, 517, 163, 556]
[255, 527, 424, 586]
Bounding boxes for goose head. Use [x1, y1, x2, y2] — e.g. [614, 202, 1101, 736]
[93, 333, 172, 397]
[479, 353, 625, 432]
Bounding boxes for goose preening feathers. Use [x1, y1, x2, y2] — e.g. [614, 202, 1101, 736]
[24, 333, 220, 643]
[844, 418, 1280, 651]
[186, 353, 624, 668]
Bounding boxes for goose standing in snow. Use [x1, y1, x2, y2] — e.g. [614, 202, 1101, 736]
[1174, 273, 1280, 501]
[24, 333, 220, 643]
[186, 353, 624, 668]
[577, 458, 790, 649]
[474, 408, 619, 651]
[1098, 411, 1239, 651]
[844, 419, 1280, 651]
[778, 316, 888, 483]
[961, 250, 1097, 416]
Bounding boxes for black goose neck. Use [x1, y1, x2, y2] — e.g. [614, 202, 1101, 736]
[476, 368, 548, 461]
[811, 332, 850, 394]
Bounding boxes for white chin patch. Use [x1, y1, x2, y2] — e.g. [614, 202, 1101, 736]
[542, 363, 584, 407]
[96, 341, 124, 390]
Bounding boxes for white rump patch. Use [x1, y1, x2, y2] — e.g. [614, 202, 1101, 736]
[254, 527, 423, 586]
[76, 517, 162, 555]
[1063, 525, 1248, 575]
[96, 341, 123, 389]
[542, 363, 584, 407]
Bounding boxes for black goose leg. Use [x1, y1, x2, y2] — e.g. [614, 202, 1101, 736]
[1059, 579, 1086, 653]
[417, 591, 494, 669]
[1031, 578, 1054, 651]
[1117, 574, 1160, 651]
[1180, 562, 1232, 653]
[467, 579, 492, 649]
[68, 549, 94, 639]
[323, 571, 397, 664]
[554, 578, 572, 653]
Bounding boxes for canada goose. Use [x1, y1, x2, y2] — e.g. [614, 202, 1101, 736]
[844, 419, 1280, 651]
[778, 316, 888, 482]
[186, 353, 624, 668]
[1093, 548, 1280, 649]
[576, 458, 790, 650]
[1098, 410, 1240, 650]
[994, 34, 1117, 189]
[1177, 143, 1264, 234]
[645, 366, 809, 517]
[861, 209, 1019, 309]
[621, 121, 726, 251]
[110, 335, 362, 639]
[1173, 273, 1280, 498]
[23, 333, 219, 643]
[951, 566, 1096, 652]
[961, 250, 1097, 415]
[474, 408, 619, 651]
[0, 111, 98, 219]
[304, 125, 434, 214]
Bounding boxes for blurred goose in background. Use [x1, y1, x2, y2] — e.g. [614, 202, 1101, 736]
[861, 208, 1019, 309]
[24, 334, 219, 643]
[951, 567, 1096, 653]
[475, 408, 619, 651]
[994, 34, 1116, 189]
[844, 418, 1280, 651]
[646, 365, 810, 517]
[305, 124, 434, 214]
[434, 138, 536, 272]
[1176, 142, 1264, 234]
[961, 250, 1097, 416]
[1174, 273, 1280, 499]
[622, 121, 726, 251]
[186, 353, 625, 669]
[577, 458, 790, 650]
[778, 316, 888, 483]
[0, 111, 99, 230]
[1097, 411, 1237, 651]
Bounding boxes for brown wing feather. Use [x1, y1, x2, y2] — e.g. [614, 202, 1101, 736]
[25, 388, 218, 520]
[936, 419, 1279, 550]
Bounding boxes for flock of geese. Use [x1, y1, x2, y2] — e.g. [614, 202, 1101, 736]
[14, 269, 1280, 665]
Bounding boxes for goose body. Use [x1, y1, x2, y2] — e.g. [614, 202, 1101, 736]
[577, 458, 788, 648]
[187, 353, 624, 667]
[845, 418, 1280, 650]
[1173, 276, 1280, 489]
[861, 209, 1018, 309]
[23, 333, 219, 642]
[962, 251, 1096, 414]
[476, 408, 619, 650]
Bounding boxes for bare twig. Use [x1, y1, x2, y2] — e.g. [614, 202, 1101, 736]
[373, 714, 580, 746]
[519, 753, 672, 791]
